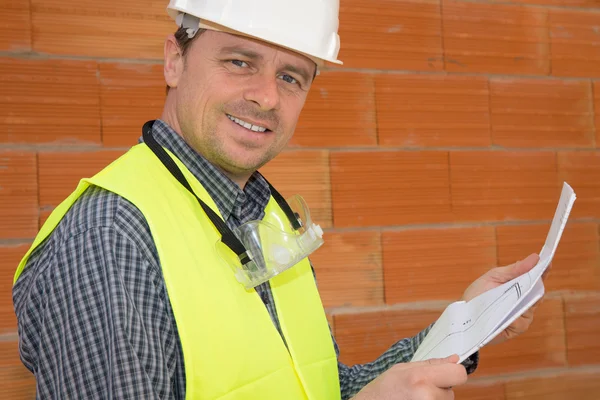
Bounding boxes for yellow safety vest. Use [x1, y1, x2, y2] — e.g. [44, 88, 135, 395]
[14, 143, 340, 400]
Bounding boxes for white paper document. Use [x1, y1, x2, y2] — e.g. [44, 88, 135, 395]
[411, 182, 577, 364]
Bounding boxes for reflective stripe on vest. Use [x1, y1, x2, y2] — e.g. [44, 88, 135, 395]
[14, 144, 340, 400]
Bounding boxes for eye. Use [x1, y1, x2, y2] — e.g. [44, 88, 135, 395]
[231, 60, 249, 68]
[280, 74, 298, 85]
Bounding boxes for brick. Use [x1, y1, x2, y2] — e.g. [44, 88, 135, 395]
[326, 313, 335, 332]
[383, 227, 496, 304]
[260, 151, 332, 229]
[506, 370, 600, 400]
[0, 152, 38, 239]
[31, 0, 173, 59]
[595, 81, 600, 146]
[311, 231, 383, 308]
[565, 293, 600, 366]
[497, 223, 600, 292]
[334, 307, 442, 365]
[453, 382, 505, 400]
[37, 149, 331, 225]
[100, 63, 166, 147]
[476, 297, 566, 376]
[0, 339, 24, 368]
[496, 0, 600, 6]
[0, 340, 36, 399]
[450, 151, 559, 222]
[331, 151, 452, 227]
[0, 0, 31, 51]
[375, 75, 491, 148]
[490, 78, 594, 148]
[558, 151, 600, 218]
[38, 151, 125, 208]
[0, 245, 29, 333]
[39, 209, 52, 230]
[337, 0, 443, 71]
[292, 72, 377, 147]
[442, 0, 549, 75]
[550, 8, 600, 78]
[0, 58, 101, 144]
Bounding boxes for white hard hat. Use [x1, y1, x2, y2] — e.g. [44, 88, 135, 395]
[166, 0, 342, 67]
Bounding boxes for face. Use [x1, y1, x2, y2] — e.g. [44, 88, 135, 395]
[164, 30, 316, 178]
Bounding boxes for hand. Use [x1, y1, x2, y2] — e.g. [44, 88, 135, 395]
[351, 354, 467, 400]
[462, 253, 547, 345]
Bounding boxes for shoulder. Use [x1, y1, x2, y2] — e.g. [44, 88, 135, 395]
[13, 185, 160, 298]
[51, 185, 157, 260]
[62, 185, 148, 239]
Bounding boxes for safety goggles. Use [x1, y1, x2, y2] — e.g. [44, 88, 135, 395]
[217, 194, 323, 289]
[143, 120, 324, 290]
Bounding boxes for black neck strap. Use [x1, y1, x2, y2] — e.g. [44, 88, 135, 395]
[142, 120, 301, 265]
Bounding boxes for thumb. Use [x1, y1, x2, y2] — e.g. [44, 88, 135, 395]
[398, 354, 459, 371]
[496, 253, 540, 280]
[426, 354, 459, 365]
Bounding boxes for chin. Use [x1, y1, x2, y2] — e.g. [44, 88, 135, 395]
[220, 152, 267, 173]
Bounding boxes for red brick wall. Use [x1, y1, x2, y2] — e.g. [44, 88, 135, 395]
[1, 0, 600, 398]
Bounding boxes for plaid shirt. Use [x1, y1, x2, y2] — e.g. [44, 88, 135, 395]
[13, 120, 477, 400]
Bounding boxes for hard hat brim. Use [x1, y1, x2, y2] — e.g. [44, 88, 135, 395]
[195, 19, 343, 68]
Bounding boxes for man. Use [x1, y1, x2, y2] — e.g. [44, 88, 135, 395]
[12, 1, 542, 399]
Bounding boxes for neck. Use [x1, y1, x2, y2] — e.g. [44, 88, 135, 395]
[160, 94, 182, 139]
[161, 95, 252, 190]
[219, 168, 252, 190]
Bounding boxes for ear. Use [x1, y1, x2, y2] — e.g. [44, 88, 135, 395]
[164, 34, 184, 90]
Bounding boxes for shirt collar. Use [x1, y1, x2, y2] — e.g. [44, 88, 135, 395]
[140, 119, 271, 222]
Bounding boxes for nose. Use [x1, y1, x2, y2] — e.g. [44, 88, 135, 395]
[243, 73, 281, 112]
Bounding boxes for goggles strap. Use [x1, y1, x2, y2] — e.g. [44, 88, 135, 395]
[143, 120, 251, 265]
[142, 120, 297, 265]
[259, 175, 303, 231]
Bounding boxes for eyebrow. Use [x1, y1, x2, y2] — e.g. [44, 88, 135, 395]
[283, 63, 313, 85]
[219, 46, 263, 61]
[219, 46, 314, 84]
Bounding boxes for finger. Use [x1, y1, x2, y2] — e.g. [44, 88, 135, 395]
[443, 387, 456, 400]
[425, 363, 468, 388]
[415, 386, 456, 400]
[426, 354, 459, 365]
[398, 354, 460, 371]
[495, 253, 540, 280]
[515, 303, 537, 324]
[530, 297, 542, 309]
[523, 303, 538, 318]
[506, 315, 534, 338]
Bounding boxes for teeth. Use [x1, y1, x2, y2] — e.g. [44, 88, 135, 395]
[227, 114, 267, 133]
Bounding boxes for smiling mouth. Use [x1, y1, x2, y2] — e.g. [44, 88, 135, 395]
[226, 114, 270, 133]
